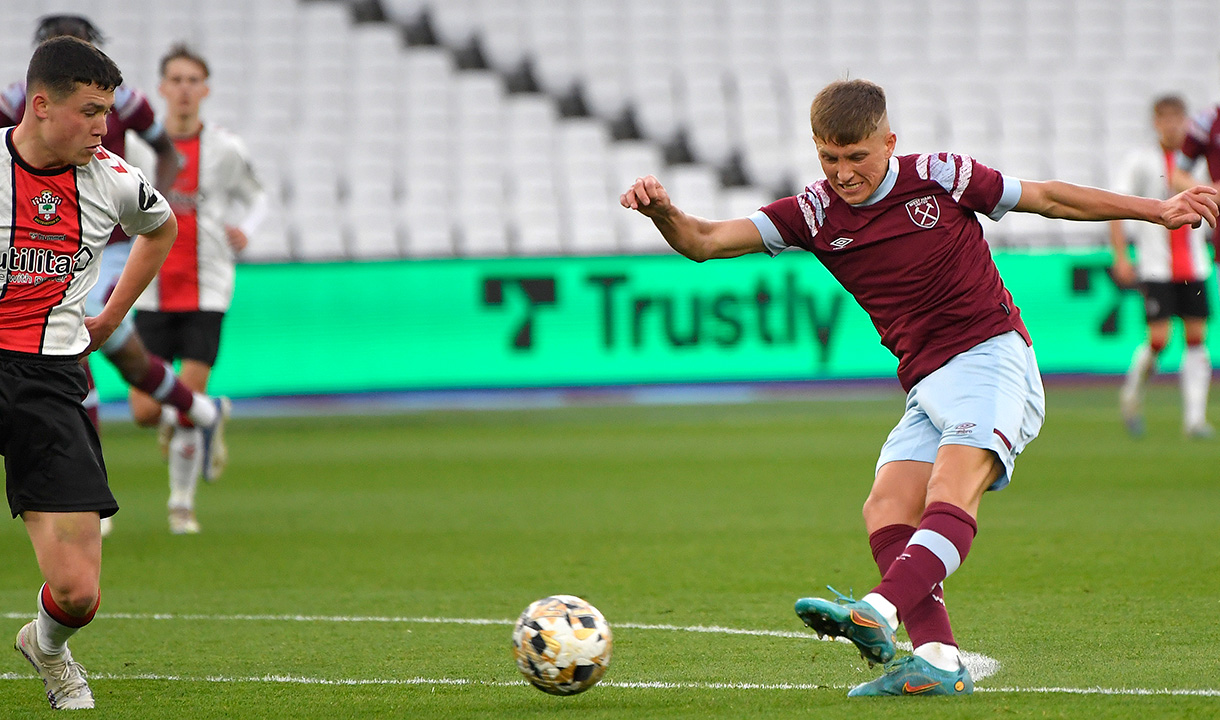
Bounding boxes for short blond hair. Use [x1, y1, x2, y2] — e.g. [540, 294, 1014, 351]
[159, 43, 209, 78]
[809, 79, 888, 145]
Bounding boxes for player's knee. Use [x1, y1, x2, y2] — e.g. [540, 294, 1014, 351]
[46, 582, 99, 618]
[862, 490, 920, 530]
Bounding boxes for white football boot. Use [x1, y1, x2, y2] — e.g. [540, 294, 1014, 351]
[169, 507, 201, 535]
[14, 620, 94, 710]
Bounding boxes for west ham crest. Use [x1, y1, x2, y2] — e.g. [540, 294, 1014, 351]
[905, 195, 940, 229]
[31, 190, 63, 226]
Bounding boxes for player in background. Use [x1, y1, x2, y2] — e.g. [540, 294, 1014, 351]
[1111, 95, 1213, 438]
[621, 80, 1217, 698]
[4, 37, 178, 710]
[1, 15, 230, 537]
[1178, 101, 1220, 230]
[129, 44, 265, 535]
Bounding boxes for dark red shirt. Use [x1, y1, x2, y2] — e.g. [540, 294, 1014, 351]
[753, 153, 1031, 391]
[1181, 104, 1220, 246]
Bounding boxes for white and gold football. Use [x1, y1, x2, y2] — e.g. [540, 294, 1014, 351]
[511, 595, 612, 695]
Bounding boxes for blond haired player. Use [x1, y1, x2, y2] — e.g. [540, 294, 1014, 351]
[129, 44, 265, 534]
[622, 79, 1217, 697]
[1111, 95, 1214, 438]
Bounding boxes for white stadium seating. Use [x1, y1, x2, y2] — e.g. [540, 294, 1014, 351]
[0, 0, 1216, 259]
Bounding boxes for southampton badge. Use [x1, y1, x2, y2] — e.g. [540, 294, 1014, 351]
[905, 195, 940, 229]
[31, 190, 63, 226]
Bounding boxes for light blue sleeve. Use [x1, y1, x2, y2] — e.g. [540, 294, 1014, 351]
[988, 175, 1023, 221]
[748, 210, 788, 256]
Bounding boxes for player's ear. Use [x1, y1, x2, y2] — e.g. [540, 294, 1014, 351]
[29, 91, 53, 120]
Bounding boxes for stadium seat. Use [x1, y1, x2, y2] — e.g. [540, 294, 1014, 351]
[48, 0, 1215, 262]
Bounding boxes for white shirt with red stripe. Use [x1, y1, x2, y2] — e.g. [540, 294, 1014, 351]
[135, 124, 262, 313]
[0, 129, 172, 356]
[1112, 145, 1212, 283]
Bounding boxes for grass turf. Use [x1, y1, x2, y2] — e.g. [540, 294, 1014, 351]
[1, 382, 1217, 718]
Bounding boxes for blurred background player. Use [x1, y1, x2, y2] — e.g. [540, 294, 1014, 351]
[1179, 100, 1220, 230]
[0, 15, 230, 536]
[1110, 95, 1214, 438]
[5, 36, 177, 710]
[129, 44, 265, 535]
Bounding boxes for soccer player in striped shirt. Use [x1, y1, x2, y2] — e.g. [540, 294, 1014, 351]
[621, 79, 1217, 697]
[129, 44, 266, 535]
[1110, 95, 1214, 438]
[1, 16, 231, 538]
[4, 37, 178, 710]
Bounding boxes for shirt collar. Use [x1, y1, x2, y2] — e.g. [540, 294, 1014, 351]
[852, 156, 900, 207]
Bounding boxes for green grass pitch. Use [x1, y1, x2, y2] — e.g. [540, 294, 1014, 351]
[1, 383, 1217, 718]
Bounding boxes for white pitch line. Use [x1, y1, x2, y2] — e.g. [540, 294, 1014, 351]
[4, 610, 1001, 679]
[6, 611, 1216, 696]
[0, 672, 1217, 697]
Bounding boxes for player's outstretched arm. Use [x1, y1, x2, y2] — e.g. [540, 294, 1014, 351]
[82, 215, 178, 355]
[1015, 180, 1218, 230]
[620, 175, 765, 261]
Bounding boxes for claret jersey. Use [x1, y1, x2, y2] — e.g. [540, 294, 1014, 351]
[751, 153, 1030, 391]
[1180, 104, 1220, 246]
[0, 129, 172, 355]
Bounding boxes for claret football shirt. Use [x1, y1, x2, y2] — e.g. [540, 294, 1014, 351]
[751, 153, 1030, 391]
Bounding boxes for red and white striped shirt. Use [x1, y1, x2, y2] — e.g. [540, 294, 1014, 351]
[1113, 145, 1211, 283]
[135, 125, 262, 313]
[0, 130, 172, 355]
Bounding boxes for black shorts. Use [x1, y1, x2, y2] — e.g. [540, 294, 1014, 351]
[1140, 281, 1211, 322]
[0, 350, 116, 519]
[134, 310, 225, 366]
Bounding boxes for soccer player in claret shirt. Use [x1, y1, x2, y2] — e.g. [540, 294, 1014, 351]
[1179, 101, 1220, 225]
[3, 37, 178, 710]
[0, 15, 231, 537]
[128, 44, 265, 535]
[1111, 95, 1214, 438]
[621, 79, 1218, 698]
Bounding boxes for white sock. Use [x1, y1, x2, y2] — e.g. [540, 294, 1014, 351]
[1121, 344, 1156, 408]
[168, 427, 202, 510]
[186, 393, 217, 427]
[36, 590, 79, 656]
[861, 592, 899, 633]
[914, 641, 963, 672]
[1182, 345, 1211, 430]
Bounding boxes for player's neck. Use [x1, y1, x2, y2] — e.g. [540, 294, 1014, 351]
[9, 122, 70, 170]
[166, 114, 203, 139]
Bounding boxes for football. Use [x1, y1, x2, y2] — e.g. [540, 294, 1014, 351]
[511, 595, 613, 695]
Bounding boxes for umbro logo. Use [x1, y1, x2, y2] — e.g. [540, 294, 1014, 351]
[946, 422, 976, 436]
[830, 237, 854, 249]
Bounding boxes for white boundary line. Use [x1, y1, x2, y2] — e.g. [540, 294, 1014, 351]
[3, 612, 1216, 697]
[0, 673, 1216, 697]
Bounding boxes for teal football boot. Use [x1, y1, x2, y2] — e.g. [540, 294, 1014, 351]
[794, 587, 896, 666]
[847, 655, 973, 697]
